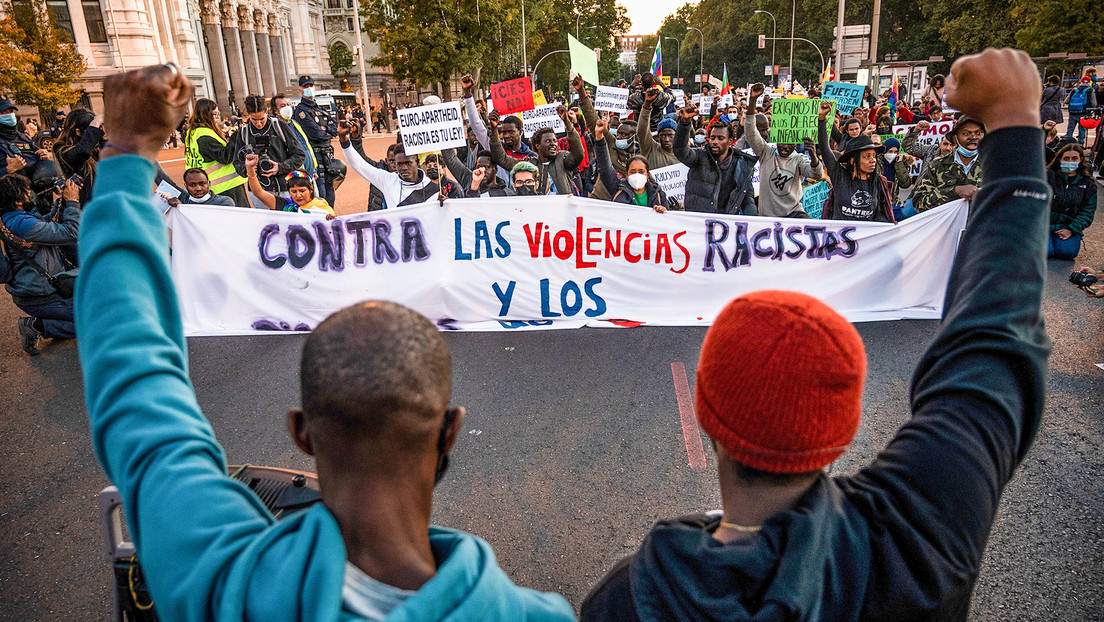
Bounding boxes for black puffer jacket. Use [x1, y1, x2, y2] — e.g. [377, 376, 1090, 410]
[673, 119, 756, 215]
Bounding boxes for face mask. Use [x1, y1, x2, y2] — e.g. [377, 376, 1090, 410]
[0, 113, 16, 127]
[303, 87, 315, 99]
[426, 167, 440, 180]
[615, 138, 631, 150]
[627, 173, 648, 190]
[1060, 161, 1079, 174]
[515, 184, 537, 196]
[191, 191, 213, 203]
[884, 152, 897, 163]
[956, 145, 978, 158]
[693, 135, 706, 145]
[279, 105, 293, 120]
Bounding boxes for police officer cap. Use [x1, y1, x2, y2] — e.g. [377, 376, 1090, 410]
[0, 97, 16, 113]
[298, 75, 314, 87]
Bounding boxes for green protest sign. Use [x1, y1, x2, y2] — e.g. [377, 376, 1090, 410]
[878, 133, 906, 144]
[770, 99, 835, 144]
[568, 34, 600, 86]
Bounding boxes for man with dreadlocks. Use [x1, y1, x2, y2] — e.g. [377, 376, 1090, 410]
[817, 100, 896, 222]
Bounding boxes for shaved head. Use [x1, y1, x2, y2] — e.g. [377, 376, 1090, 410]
[300, 301, 451, 443]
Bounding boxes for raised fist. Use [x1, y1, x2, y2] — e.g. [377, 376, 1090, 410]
[336, 120, 353, 142]
[556, 105, 568, 120]
[749, 83, 765, 99]
[571, 75, 584, 92]
[679, 101, 699, 122]
[488, 109, 500, 129]
[916, 120, 931, 132]
[818, 100, 833, 120]
[102, 63, 193, 161]
[644, 87, 659, 103]
[946, 47, 1041, 131]
[593, 117, 608, 139]
[461, 74, 475, 94]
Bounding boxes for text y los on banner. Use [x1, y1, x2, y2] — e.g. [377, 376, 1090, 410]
[521, 103, 566, 138]
[770, 99, 835, 144]
[594, 85, 630, 116]
[488, 76, 535, 115]
[396, 101, 466, 155]
[169, 196, 969, 335]
[821, 81, 866, 114]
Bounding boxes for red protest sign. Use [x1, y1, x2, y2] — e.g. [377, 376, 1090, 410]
[488, 77, 535, 115]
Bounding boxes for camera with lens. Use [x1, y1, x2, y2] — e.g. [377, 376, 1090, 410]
[246, 136, 276, 174]
[1069, 270, 1098, 290]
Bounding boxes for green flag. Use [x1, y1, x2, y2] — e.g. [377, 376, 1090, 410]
[568, 34, 600, 86]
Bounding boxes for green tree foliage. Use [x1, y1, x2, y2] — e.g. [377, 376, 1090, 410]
[0, 0, 85, 112]
[360, 0, 627, 97]
[328, 42, 354, 77]
[1013, 0, 1104, 57]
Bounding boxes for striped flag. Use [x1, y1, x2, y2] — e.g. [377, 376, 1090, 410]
[650, 39, 662, 77]
[720, 64, 730, 95]
[888, 78, 899, 123]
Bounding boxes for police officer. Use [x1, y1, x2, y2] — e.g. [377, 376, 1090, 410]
[0, 98, 54, 184]
[293, 75, 338, 207]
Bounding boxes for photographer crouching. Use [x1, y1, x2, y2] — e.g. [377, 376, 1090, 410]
[229, 95, 305, 209]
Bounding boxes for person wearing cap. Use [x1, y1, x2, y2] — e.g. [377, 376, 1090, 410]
[1064, 76, 1097, 146]
[0, 98, 51, 181]
[913, 116, 985, 212]
[743, 83, 822, 218]
[815, 100, 895, 222]
[49, 110, 66, 137]
[582, 47, 1052, 622]
[636, 87, 680, 170]
[292, 75, 339, 207]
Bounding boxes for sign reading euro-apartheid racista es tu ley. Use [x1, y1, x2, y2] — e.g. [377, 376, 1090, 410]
[167, 197, 969, 335]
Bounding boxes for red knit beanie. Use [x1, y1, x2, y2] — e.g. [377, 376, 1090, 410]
[696, 291, 866, 473]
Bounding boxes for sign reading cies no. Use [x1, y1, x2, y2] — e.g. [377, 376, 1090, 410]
[488, 77, 536, 115]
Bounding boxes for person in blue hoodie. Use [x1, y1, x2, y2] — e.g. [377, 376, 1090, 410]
[582, 48, 1052, 622]
[75, 63, 575, 622]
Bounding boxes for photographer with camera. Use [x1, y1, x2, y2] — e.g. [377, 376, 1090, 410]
[1071, 268, 1104, 297]
[229, 95, 305, 209]
[0, 172, 81, 355]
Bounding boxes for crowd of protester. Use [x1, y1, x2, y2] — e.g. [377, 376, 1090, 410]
[1, 58, 1102, 360]
[60, 49, 1066, 620]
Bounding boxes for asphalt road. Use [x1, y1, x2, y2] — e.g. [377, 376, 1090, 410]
[1, 141, 1102, 620]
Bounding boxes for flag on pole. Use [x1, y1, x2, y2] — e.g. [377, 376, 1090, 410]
[888, 78, 899, 123]
[720, 64, 730, 95]
[650, 39, 662, 77]
[822, 58, 833, 84]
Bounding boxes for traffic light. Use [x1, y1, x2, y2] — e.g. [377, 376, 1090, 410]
[758, 35, 766, 49]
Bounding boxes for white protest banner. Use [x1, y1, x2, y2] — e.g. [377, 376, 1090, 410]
[396, 101, 466, 155]
[170, 197, 968, 335]
[717, 94, 734, 108]
[893, 120, 953, 149]
[651, 163, 689, 204]
[594, 85, 630, 115]
[821, 81, 866, 114]
[699, 95, 714, 112]
[672, 89, 685, 108]
[521, 103, 566, 138]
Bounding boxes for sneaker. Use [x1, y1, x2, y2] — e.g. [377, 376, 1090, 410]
[18, 317, 41, 355]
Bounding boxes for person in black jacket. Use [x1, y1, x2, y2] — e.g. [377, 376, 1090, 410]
[52, 109, 104, 204]
[817, 101, 896, 223]
[672, 100, 756, 215]
[582, 47, 1051, 622]
[592, 118, 668, 212]
[229, 95, 305, 207]
[1045, 142, 1096, 259]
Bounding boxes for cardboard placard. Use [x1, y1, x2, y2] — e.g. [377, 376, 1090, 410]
[651, 163, 690, 204]
[801, 180, 830, 219]
[521, 103, 566, 137]
[533, 89, 548, 106]
[488, 77, 535, 115]
[821, 81, 865, 114]
[769, 99, 835, 143]
[396, 101, 467, 155]
[671, 89, 685, 108]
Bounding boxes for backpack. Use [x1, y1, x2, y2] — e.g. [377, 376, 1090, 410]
[1069, 87, 1089, 113]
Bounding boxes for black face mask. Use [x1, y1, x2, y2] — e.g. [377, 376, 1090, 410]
[515, 185, 537, 196]
[426, 168, 440, 181]
[434, 409, 454, 485]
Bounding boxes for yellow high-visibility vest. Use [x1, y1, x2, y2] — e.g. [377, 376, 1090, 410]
[185, 127, 246, 194]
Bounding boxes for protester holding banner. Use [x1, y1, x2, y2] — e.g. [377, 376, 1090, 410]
[488, 104, 583, 196]
[673, 101, 757, 215]
[817, 101, 895, 222]
[339, 121, 454, 207]
[1046, 143, 1096, 259]
[592, 118, 668, 212]
[582, 46, 1053, 622]
[743, 83, 822, 218]
[184, 98, 248, 208]
[229, 96, 305, 207]
[912, 117, 985, 212]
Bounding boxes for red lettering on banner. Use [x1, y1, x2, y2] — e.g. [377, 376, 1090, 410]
[524, 222, 544, 257]
[605, 230, 622, 257]
[671, 231, 690, 274]
[520, 217, 690, 271]
[576, 218, 597, 268]
[553, 231, 573, 260]
[625, 233, 643, 263]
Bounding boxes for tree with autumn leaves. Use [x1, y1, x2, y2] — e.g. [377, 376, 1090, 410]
[0, 0, 85, 116]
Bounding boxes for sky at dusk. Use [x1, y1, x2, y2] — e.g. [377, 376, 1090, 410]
[620, 0, 688, 36]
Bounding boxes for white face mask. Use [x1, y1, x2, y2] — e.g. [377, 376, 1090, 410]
[191, 191, 213, 203]
[279, 105, 293, 121]
[884, 152, 897, 163]
[627, 173, 648, 190]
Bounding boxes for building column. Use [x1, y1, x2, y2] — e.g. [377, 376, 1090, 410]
[238, 6, 263, 96]
[200, 0, 232, 112]
[220, 2, 248, 110]
[255, 12, 276, 95]
[268, 16, 288, 91]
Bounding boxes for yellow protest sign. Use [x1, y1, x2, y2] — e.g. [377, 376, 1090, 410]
[533, 89, 548, 106]
[660, 75, 672, 87]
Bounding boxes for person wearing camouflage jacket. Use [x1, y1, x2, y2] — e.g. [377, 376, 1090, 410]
[912, 117, 985, 212]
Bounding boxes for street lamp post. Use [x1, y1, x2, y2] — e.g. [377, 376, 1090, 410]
[531, 49, 569, 87]
[664, 37, 680, 85]
[764, 36, 826, 83]
[754, 10, 777, 87]
[686, 27, 703, 88]
[788, 0, 796, 87]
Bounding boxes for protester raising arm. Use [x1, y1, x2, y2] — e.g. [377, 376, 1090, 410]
[559, 105, 586, 172]
[441, 147, 474, 190]
[591, 119, 622, 200]
[816, 101, 843, 180]
[461, 74, 490, 151]
[487, 110, 523, 175]
[673, 101, 704, 167]
[244, 153, 278, 210]
[337, 120, 398, 189]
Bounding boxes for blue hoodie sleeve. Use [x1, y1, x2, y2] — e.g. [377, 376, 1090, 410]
[76, 155, 288, 619]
